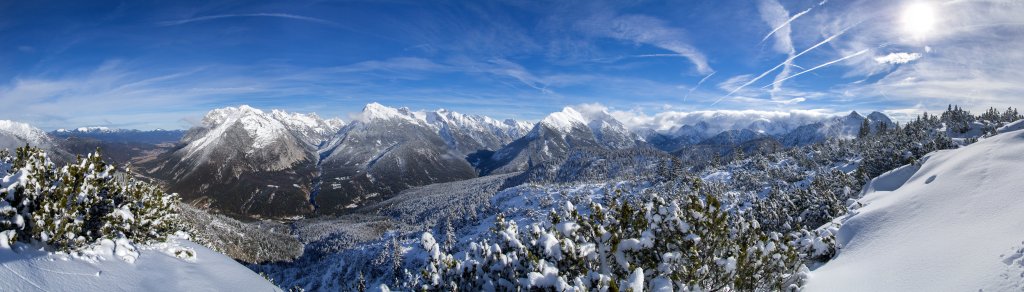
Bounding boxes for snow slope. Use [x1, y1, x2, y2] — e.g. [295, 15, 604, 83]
[0, 239, 279, 291]
[805, 126, 1024, 291]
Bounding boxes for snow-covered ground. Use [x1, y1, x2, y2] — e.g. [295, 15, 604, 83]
[0, 238, 279, 291]
[805, 124, 1024, 291]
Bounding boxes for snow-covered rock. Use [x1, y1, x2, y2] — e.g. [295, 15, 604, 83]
[805, 125, 1024, 291]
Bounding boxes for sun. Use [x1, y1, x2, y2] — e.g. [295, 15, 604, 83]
[901, 2, 937, 38]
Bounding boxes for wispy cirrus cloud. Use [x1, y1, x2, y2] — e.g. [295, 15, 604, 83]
[808, 0, 1024, 112]
[756, 0, 802, 98]
[158, 13, 339, 27]
[576, 13, 712, 74]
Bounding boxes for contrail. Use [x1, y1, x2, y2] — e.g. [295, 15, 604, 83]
[591, 53, 695, 63]
[761, 49, 870, 89]
[159, 13, 340, 27]
[159, 13, 404, 42]
[684, 71, 716, 102]
[711, 24, 857, 106]
[760, 7, 813, 44]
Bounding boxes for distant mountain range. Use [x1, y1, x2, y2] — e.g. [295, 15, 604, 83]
[0, 104, 897, 219]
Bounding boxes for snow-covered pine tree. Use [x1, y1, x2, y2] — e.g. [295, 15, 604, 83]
[357, 272, 367, 292]
[858, 118, 871, 138]
[0, 146, 181, 252]
[443, 216, 456, 254]
[391, 236, 404, 287]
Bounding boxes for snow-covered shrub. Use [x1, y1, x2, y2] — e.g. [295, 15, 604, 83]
[0, 146, 181, 251]
[409, 178, 802, 291]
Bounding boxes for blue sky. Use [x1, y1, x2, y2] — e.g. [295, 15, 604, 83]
[1, 0, 1022, 129]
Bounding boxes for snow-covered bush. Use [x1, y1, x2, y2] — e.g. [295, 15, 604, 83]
[0, 146, 181, 251]
[409, 178, 802, 291]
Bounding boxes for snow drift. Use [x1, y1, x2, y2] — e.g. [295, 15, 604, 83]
[0, 239, 279, 291]
[806, 123, 1024, 291]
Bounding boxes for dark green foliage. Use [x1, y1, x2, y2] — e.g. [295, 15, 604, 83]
[858, 118, 871, 138]
[411, 178, 801, 291]
[0, 146, 180, 251]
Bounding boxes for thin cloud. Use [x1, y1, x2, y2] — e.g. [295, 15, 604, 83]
[578, 13, 713, 74]
[158, 13, 340, 27]
[757, 0, 805, 96]
[874, 52, 923, 64]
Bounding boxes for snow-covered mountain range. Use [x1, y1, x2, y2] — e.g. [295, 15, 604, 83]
[51, 128, 185, 145]
[475, 106, 642, 175]
[780, 111, 894, 146]
[2, 104, 897, 219]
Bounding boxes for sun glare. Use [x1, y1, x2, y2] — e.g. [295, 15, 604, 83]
[902, 2, 937, 38]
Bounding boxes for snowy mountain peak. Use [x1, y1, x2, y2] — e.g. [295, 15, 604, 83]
[846, 111, 864, 120]
[202, 105, 266, 126]
[180, 105, 343, 165]
[270, 109, 345, 145]
[540, 107, 588, 132]
[358, 102, 424, 124]
[0, 120, 52, 148]
[867, 111, 893, 124]
[76, 126, 112, 132]
[187, 106, 289, 157]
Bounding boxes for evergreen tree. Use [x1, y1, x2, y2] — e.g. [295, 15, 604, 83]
[858, 118, 871, 138]
[357, 272, 367, 292]
[391, 236, 403, 287]
[443, 217, 456, 254]
[0, 146, 180, 251]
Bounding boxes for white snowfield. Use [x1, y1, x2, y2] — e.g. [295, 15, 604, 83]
[806, 123, 1024, 291]
[0, 239, 280, 292]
